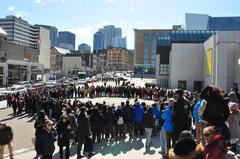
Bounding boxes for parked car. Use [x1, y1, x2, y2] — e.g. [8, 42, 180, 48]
[0, 92, 5, 101]
[16, 81, 32, 88]
[45, 80, 58, 88]
[2, 85, 27, 95]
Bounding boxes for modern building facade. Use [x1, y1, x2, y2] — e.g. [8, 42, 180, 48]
[93, 31, 104, 53]
[169, 31, 240, 92]
[58, 31, 75, 50]
[38, 25, 58, 46]
[134, 28, 178, 75]
[0, 27, 43, 85]
[78, 43, 91, 54]
[0, 16, 39, 48]
[156, 30, 214, 90]
[186, 13, 240, 31]
[107, 47, 133, 71]
[36, 26, 51, 70]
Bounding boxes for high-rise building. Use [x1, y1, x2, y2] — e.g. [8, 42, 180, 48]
[103, 25, 115, 49]
[37, 25, 58, 46]
[114, 28, 122, 38]
[93, 31, 104, 53]
[0, 15, 51, 70]
[78, 43, 91, 54]
[186, 13, 240, 31]
[96, 25, 123, 49]
[112, 36, 127, 48]
[58, 31, 75, 50]
[0, 15, 39, 48]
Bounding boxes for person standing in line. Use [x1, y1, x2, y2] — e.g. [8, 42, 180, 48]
[172, 89, 192, 145]
[0, 122, 14, 159]
[227, 92, 240, 153]
[143, 105, 154, 148]
[162, 98, 175, 156]
[133, 99, 144, 136]
[76, 107, 94, 158]
[35, 119, 57, 159]
[56, 115, 71, 159]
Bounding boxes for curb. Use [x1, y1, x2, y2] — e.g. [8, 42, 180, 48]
[3, 147, 34, 158]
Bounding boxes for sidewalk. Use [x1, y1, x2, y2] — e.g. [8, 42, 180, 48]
[3, 136, 165, 159]
[3, 139, 239, 159]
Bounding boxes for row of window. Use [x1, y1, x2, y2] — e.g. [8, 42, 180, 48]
[159, 64, 169, 75]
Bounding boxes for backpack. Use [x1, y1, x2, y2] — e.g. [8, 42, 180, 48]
[117, 116, 124, 125]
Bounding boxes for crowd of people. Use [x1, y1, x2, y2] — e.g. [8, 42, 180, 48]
[1, 79, 240, 159]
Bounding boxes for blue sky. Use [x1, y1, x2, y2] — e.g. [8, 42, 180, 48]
[1, 0, 240, 49]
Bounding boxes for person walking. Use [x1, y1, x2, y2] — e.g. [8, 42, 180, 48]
[143, 105, 154, 148]
[0, 122, 14, 159]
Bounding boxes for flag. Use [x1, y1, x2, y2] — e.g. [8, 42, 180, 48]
[36, 36, 41, 48]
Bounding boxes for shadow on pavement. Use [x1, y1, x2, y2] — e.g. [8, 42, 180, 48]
[51, 135, 160, 159]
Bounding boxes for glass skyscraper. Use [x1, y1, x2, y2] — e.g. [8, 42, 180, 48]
[93, 31, 104, 53]
[95, 25, 123, 50]
[58, 31, 75, 50]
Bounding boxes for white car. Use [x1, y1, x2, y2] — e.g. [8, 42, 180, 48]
[16, 81, 32, 88]
[2, 85, 27, 95]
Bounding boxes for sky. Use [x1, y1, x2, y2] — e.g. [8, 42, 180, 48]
[1, 0, 240, 50]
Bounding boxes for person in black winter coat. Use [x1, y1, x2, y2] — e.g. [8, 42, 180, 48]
[123, 100, 134, 138]
[76, 107, 93, 158]
[34, 110, 48, 158]
[56, 115, 71, 159]
[104, 106, 116, 139]
[115, 105, 125, 140]
[35, 119, 57, 159]
[90, 107, 105, 142]
[172, 89, 192, 145]
[143, 105, 155, 148]
[201, 85, 230, 141]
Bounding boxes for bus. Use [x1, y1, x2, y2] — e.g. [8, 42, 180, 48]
[78, 72, 86, 84]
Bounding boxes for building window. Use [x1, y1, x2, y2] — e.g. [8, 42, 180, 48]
[159, 64, 169, 75]
[144, 33, 149, 36]
[193, 81, 203, 92]
[178, 80, 187, 90]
